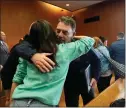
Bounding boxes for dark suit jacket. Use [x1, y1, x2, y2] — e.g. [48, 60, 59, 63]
[0, 41, 9, 66]
[109, 39, 125, 65]
[64, 48, 100, 91]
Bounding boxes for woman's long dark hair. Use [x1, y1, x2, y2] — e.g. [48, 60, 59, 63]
[29, 19, 59, 64]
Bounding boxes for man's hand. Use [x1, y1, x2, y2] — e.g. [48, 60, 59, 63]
[31, 53, 55, 72]
[90, 78, 97, 88]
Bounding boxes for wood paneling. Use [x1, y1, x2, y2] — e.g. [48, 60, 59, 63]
[1, 0, 71, 49]
[1, 0, 124, 47]
[73, 0, 125, 45]
[0, 96, 6, 107]
[86, 78, 125, 107]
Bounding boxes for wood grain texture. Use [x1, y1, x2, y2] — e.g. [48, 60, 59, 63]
[85, 78, 125, 107]
[1, 0, 71, 49]
[73, 0, 125, 45]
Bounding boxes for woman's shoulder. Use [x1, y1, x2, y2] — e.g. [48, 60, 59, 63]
[98, 46, 110, 57]
[98, 46, 108, 51]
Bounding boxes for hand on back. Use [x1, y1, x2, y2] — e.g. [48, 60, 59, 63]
[31, 53, 55, 72]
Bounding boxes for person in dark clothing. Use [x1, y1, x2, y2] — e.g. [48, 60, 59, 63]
[1, 35, 34, 89]
[1, 35, 55, 106]
[0, 31, 9, 97]
[64, 48, 100, 107]
[0, 31, 9, 72]
[109, 32, 125, 80]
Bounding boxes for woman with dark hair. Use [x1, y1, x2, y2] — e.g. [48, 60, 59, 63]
[93, 37, 112, 93]
[10, 20, 94, 107]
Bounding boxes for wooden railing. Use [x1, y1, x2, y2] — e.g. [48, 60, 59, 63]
[85, 78, 125, 107]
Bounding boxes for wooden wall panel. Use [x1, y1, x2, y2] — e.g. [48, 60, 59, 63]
[1, 0, 124, 47]
[73, 0, 125, 45]
[1, 0, 71, 48]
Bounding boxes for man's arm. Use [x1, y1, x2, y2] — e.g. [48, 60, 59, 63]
[14, 41, 55, 72]
[10, 83, 19, 102]
[9, 58, 27, 106]
[89, 48, 101, 86]
[64, 36, 95, 62]
[4, 58, 27, 107]
[13, 41, 37, 62]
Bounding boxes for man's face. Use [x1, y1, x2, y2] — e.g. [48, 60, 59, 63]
[0, 32, 6, 41]
[56, 22, 75, 43]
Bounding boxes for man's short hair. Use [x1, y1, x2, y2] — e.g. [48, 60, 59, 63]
[99, 36, 107, 43]
[117, 32, 124, 38]
[59, 16, 76, 32]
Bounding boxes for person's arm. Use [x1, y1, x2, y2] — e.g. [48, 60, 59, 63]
[31, 53, 55, 72]
[88, 48, 101, 87]
[10, 83, 19, 104]
[10, 58, 27, 99]
[5, 57, 27, 106]
[89, 48, 101, 82]
[63, 36, 95, 62]
[12, 58, 27, 84]
[5, 84, 18, 107]
[14, 41, 36, 62]
[14, 41, 55, 72]
[90, 78, 97, 88]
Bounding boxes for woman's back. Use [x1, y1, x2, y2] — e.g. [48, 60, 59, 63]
[12, 37, 94, 106]
[95, 46, 110, 75]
